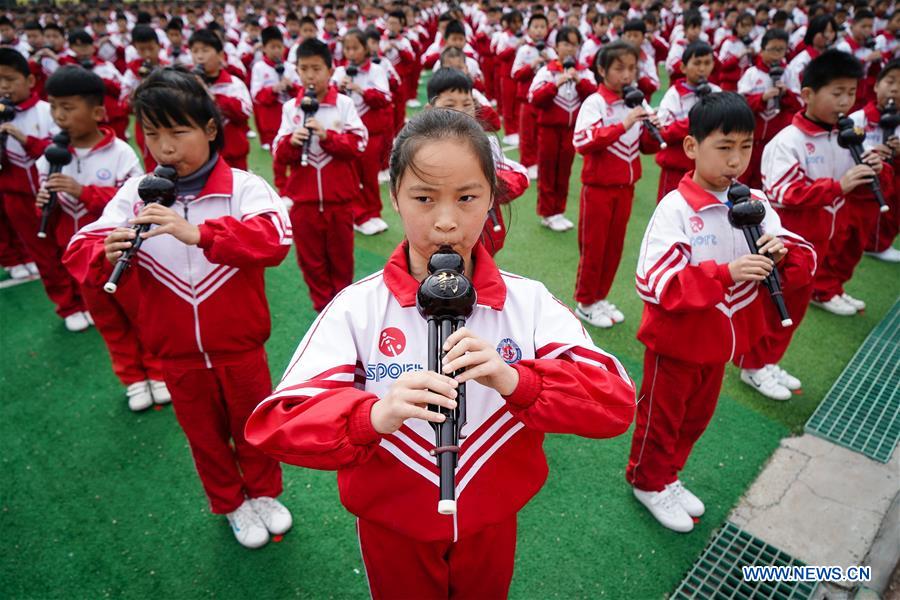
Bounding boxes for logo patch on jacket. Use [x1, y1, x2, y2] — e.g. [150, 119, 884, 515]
[689, 215, 704, 233]
[96, 168, 112, 181]
[496, 338, 522, 364]
[379, 327, 406, 357]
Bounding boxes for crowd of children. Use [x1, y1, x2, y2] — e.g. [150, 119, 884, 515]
[0, 0, 897, 594]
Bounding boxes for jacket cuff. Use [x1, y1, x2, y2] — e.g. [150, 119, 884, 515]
[830, 179, 843, 200]
[503, 362, 541, 409]
[349, 396, 382, 446]
[196, 223, 214, 250]
[698, 260, 734, 287]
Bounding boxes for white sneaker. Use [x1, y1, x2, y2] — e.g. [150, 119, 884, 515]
[7, 264, 30, 279]
[226, 500, 270, 549]
[666, 480, 705, 517]
[149, 380, 171, 404]
[768, 364, 801, 391]
[353, 219, 384, 235]
[377, 169, 390, 184]
[811, 295, 857, 316]
[25, 262, 39, 276]
[633, 486, 694, 532]
[540, 214, 570, 232]
[555, 215, 574, 230]
[371, 217, 389, 232]
[64, 312, 91, 332]
[406, 99, 421, 108]
[840, 293, 865, 311]
[575, 301, 614, 328]
[247, 130, 258, 139]
[599, 299, 625, 323]
[866, 247, 900, 262]
[260, 143, 271, 151]
[83, 311, 94, 326]
[249, 496, 293, 535]
[740, 367, 792, 401]
[126, 381, 154, 412]
[526, 165, 538, 180]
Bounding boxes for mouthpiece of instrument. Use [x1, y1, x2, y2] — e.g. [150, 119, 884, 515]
[780, 318, 793, 328]
[438, 499, 457, 515]
[659, 141, 667, 149]
[880, 204, 890, 213]
[37, 231, 47, 239]
[103, 281, 118, 294]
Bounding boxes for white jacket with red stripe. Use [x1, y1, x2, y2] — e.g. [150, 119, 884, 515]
[63, 157, 292, 368]
[245, 241, 636, 543]
[636, 174, 816, 365]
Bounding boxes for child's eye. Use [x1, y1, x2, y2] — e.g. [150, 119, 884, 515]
[414, 196, 431, 203]
[459, 195, 476, 203]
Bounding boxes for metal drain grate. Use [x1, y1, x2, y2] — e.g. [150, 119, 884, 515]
[805, 300, 900, 463]
[671, 522, 817, 600]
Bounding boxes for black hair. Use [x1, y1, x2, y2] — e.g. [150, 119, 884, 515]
[556, 25, 583, 45]
[364, 26, 381, 45]
[801, 49, 863, 90]
[296, 37, 332, 68]
[67, 29, 93, 46]
[427, 66, 472, 102]
[688, 91, 755, 142]
[23, 20, 42, 32]
[45, 65, 105, 106]
[760, 28, 789, 49]
[285, 12, 300, 22]
[136, 11, 152, 25]
[388, 9, 406, 24]
[166, 18, 184, 32]
[188, 29, 224, 53]
[854, 9, 875, 22]
[445, 19, 466, 38]
[0, 16, 12, 28]
[299, 15, 317, 27]
[683, 40, 714, 64]
[734, 12, 754, 30]
[389, 108, 498, 201]
[43, 23, 65, 36]
[683, 10, 703, 30]
[593, 40, 639, 80]
[261, 26, 283, 46]
[623, 19, 647, 34]
[131, 67, 224, 152]
[131, 25, 159, 45]
[342, 29, 370, 57]
[593, 12, 610, 25]
[878, 58, 900, 82]
[527, 13, 549, 28]
[0, 47, 30, 78]
[804, 14, 837, 47]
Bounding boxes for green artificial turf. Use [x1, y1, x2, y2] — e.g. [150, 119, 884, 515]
[1, 75, 898, 599]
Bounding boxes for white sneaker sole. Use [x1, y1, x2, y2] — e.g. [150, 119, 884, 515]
[575, 307, 614, 329]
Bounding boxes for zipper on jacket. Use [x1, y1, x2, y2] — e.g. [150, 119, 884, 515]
[183, 202, 212, 368]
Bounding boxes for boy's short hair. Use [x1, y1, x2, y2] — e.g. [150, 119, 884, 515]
[527, 13, 548, 27]
[683, 40, 714, 63]
[445, 20, 466, 38]
[623, 19, 647, 34]
[166, 18, 184, 32]
[132, 67, 224, 152]
[760, 28, 789, 48]
[427, 67, 473, 102]
[189, 29, 224, 53]
[67, 29, 93, 46]
[299, 15, 316, 28]
[0, 16, 12, 28]
[23, 21, 42, 32]
[0, 47, 30, 78]
[43, 23, 65, 37]
[877, 58, 900, 82]
[261, 26, 283, 46]
[688, 91, 755, 142]
[131, 25, 159, 45]
[683, 10, 704, 29]
[853, 8, 875, 22]
[801, 49, 864, 90]
[45, 65, 105, 106]
[296, 37, 332, 68]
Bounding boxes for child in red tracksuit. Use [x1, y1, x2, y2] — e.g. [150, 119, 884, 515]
[572, 42, 661, 330]
[250, 26, 299, 150]
[190, 30, 253, 171]
[0, 48, 88, 331]
[715, 12, 755, 92]
[529, 26, 595, 232]
[629, 92, 815, 533]
[245, 107, 635, 599]
[334, 29, 392, 236]
[40, 66, 168, 412]
[511, 13, 556, 170]
[64, 68, 293, 550]
[275, 38, 368, 312]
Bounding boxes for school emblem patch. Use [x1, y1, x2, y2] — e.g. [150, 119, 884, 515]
[689, 216, 704, 233]
[96, 168, 112, 181]
[379, 327, 406, 357]
[805, 142, 816, 155]
[496, 338, 522, 364]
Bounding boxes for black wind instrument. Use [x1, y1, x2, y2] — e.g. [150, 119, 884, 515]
[695, 77, 712, 97]
[104, 166, 178, 294]
[727, 182, 793, 327]
[878, 98, 900, 145]
[0, 96, 16, 170]
[837, 114, 890, 213]
[622, 84, 667, 148]
[37, 131, 72, 239]
[299, 85, 319, 167]
[768, 64, 784, 111]
[416, 247, 477, 516]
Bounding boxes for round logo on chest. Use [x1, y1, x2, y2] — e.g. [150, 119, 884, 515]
[496, 338, 522, 364]
[96, 168, 112, 181]
[379, 327, 406, 357]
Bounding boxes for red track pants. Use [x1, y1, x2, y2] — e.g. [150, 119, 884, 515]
[536, 124, 575, 218]
[0, 199, 30, 267]
[575, 184, 634, 305]
[166, 347, 282, 514]
[814, 200, 879, 301]
[289, 202, 354, 312]
[354, 131, 390, 225]
[357, 514, 517, 600]
[517, 103, 538, 167]
[626, 350, 725, 492]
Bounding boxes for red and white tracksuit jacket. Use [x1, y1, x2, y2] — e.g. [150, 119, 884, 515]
[482, 136, 529, 255]
[578, 34, 609, 69]
[245, 240, 636, 544]
[512, 40, 557, 167]
[206, 69, 253, 170]
[627, 175, 816, 491]
[835, 36, 880, 109]
[637, 48, 661, 98]
[529, 61, 595, 218]
[716, 36, 752, 91]
[250, 57, 300, 147]
[273, 86, 368, 311]
[655, 79, 722, 199]
[573, 83, 662, 305]
[494, 30, 523, 134]
[784, 46, 820, 97]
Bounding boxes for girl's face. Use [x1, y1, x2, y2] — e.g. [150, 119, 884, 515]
[556, 36, 578, 60]
[392, 138, 492, 276]
[814, 23, 836, 49]
[599, 55, 637, 92]
[343, 34, 367, 63]
[141, 118, 217, 177]
[736, 18, 753, 37]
